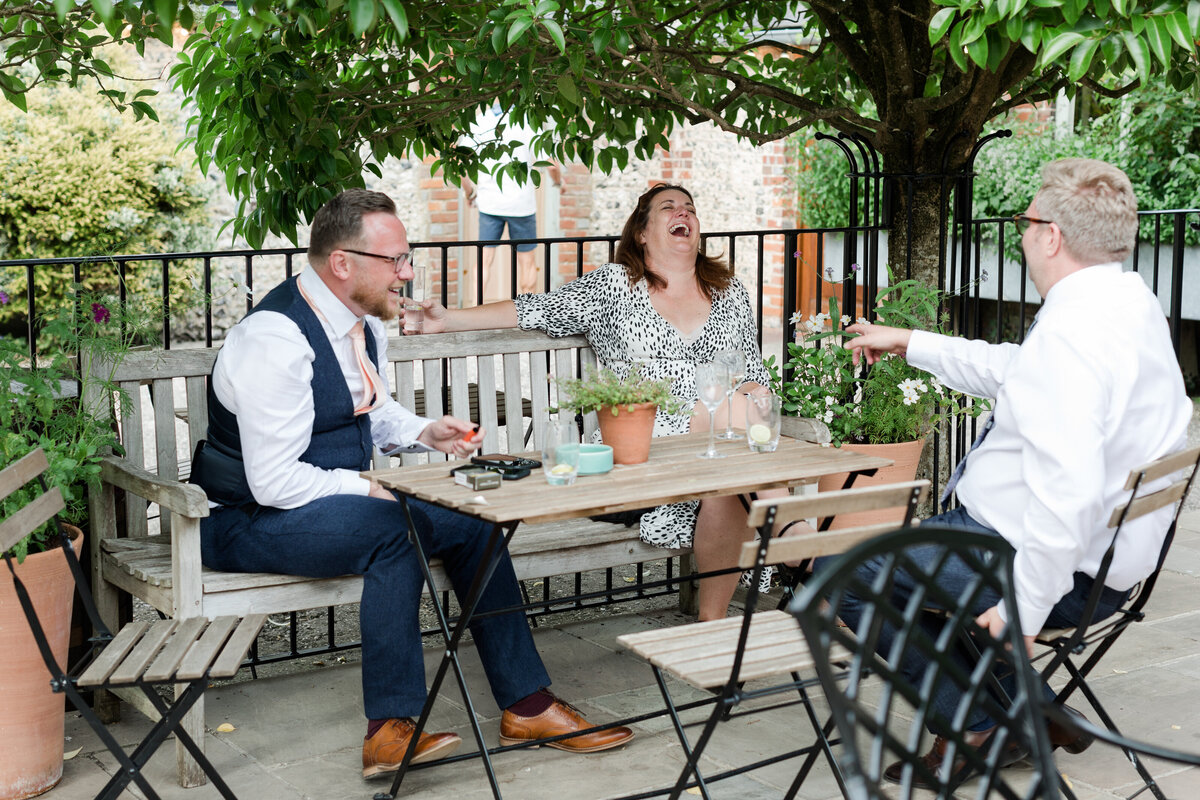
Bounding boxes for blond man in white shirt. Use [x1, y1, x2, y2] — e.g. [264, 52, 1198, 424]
[829, 159, 1190, 788]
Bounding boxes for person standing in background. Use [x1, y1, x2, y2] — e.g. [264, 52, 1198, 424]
[461, 104, 561, 301]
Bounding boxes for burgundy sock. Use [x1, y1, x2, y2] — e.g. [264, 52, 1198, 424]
[366, 718, 388, 739]
[506, 688, 555, 717]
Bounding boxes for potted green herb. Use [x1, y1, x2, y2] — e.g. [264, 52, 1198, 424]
[555, 366, 683, 464]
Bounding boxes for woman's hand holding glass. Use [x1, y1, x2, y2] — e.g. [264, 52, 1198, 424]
[695, 362, 730, 459]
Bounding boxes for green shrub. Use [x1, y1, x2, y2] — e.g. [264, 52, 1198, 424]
[974, 105, 1199, 247]
[1092, 83, 1200, 243]
[790, 132, 865, 231]
[0, 65, 212, 334]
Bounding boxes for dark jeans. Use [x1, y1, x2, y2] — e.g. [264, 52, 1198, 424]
[814, 506, 1129, 732]
[201, 494, 550, 720]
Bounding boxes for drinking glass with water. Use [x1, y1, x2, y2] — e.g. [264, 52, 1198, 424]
[403, 262, 426, 334]
[745, 392, 782, 453]
[541, 411, 581, 485]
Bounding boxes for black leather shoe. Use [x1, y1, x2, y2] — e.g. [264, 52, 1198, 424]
[883, 726, 1027, 789]
[1047, 704, 1095, 754]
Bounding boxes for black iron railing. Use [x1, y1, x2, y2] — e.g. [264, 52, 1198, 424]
[5, 211, 1198, 666]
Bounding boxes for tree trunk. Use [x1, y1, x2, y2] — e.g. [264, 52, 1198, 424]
[875, 149, 980, 515]
[886, 177, 946, 289]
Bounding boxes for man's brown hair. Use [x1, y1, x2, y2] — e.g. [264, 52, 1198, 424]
[307, 190, 398, 267]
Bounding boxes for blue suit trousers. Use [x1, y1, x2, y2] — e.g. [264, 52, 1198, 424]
[813, 506, 1129, 732]
[201, 494, 551, 720]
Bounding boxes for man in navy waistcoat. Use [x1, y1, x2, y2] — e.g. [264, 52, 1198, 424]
[194, 189, 633, 780]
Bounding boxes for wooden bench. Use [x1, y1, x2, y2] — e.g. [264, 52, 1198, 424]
[75, 331, 613, 784]
[83, 327, 829, 786]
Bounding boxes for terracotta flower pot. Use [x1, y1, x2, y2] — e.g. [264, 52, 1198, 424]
[0, 527, 81, 800]
[596, 402, 657, 465]
[817, 440, 925, 529]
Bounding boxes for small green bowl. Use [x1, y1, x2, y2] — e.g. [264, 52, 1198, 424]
[568, 443, 614, 475]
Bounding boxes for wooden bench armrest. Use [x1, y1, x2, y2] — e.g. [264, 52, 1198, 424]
[780, 415, 831, 445]
[100, 455, 210, 519]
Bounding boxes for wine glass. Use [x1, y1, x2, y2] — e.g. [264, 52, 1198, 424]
[713, 349, 746, 440]
[695, 362, 729, 459]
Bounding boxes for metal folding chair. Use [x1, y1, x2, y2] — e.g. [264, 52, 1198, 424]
[1033, 444, 1200, 800]
[617, 480, 928, 800]
[1, 449, 265, 800]
[791, 524, 1062, 800]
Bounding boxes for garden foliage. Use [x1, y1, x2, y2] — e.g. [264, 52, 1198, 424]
[793, 82, 1200, 246]
[0, 69, 212, 334]
[0, 291, 153, 560]
[770, 271, 986, 446]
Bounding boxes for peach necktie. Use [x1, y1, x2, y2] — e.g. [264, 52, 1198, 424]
[348, 320, 388, 416]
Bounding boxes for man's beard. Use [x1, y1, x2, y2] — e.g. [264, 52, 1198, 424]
[350, 284, 397, 321]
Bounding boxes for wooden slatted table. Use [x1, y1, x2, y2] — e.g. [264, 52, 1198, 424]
[366, 433, 890, 525]
[363, 433, 890, 800]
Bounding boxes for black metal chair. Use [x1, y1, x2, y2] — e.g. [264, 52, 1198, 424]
[791, 525, 1062, 800]
[1, 448, 264, 800]
[1032, 444, 1200, 800]
[617, 480, 928, 800]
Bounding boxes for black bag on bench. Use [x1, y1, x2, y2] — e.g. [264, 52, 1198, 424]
[189, 439, 254, 508]
[588, 509, 649, 527]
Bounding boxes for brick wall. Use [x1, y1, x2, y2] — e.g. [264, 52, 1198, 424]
[415, 123, 801, 329]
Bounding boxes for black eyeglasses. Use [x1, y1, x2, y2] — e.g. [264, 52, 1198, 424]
[1012, 213, 1053, 234]
[341, 248, 417, 273]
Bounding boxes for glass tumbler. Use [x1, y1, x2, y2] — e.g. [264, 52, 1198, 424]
[403, 262, 426, 334]
[541, 413, 580, 485]
[746, 393, 782, 453]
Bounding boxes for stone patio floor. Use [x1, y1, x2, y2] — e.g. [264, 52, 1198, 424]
[47, 513, 1200, 800]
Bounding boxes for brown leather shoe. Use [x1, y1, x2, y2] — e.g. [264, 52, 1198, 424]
[883, 726, 1027, 789]
[499, 698, 635, 753]
[1047, 703, 1095, 754]
[362, 718, 462, 779]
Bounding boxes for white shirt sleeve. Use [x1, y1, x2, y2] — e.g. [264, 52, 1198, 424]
[906, 329, 1019, 399]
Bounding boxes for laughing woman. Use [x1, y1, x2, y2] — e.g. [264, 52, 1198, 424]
[418, 183, 778, 620]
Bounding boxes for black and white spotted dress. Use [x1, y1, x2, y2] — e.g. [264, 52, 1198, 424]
[514, 262, 770, 553]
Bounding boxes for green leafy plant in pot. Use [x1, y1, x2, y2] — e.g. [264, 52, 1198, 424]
[770, 270, 985, 448]
[767, 269, 987, 526]
[0, 289, 145, 798]
[0, 294, 147, 558]
[555, 365, 684, 464]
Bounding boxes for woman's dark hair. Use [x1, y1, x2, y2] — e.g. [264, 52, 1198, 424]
[614, 184, 732, 299]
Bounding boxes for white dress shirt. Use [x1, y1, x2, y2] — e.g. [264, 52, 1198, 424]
[210, 268, 434, 509]
[907, 264, 1191, 634]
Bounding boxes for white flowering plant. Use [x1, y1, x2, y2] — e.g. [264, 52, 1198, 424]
[768, 270, 985, 447]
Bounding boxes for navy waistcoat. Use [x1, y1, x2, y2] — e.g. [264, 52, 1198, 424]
[197, 277, 378, 503]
